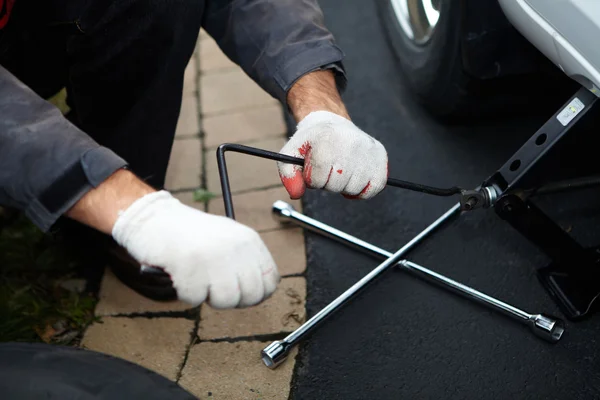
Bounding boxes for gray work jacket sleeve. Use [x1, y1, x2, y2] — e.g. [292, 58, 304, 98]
[202, 0, 347, 105]
[0, 65, 127, 232]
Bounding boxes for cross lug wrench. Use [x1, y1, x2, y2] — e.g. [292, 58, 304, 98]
[260, 201, 462, 369]
[261, 201, 565, 369]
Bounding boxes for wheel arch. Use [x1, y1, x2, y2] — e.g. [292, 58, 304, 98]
[459, 0, 542, 80]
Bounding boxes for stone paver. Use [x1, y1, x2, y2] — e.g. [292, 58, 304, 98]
[165, 137, 202, 190]
[179, 341, 298, 400]
[206, 137, 285, 194]
[200, 68, 277, 115]
[95, 269, 191, 316]
[82, 32, 307, 397]
[175, 92, 200, 137]
[208, 187, 302, 232]
[173, 190, 207, 209]
[183, 56, 198, 95]
[261, 228, 306, 276]
[199, 28, 209, 41]
[82, 317, 193, 381]
[200, 36, 237, 73]
[204, 104, 287, 148]
[198, 277, 305, 340]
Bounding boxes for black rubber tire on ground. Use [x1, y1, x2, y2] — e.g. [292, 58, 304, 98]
[376, 0, 575, 120]
[0, 342, 197, 399]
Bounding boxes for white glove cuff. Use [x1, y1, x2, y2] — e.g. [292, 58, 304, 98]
[297, 110, 352, 130]
[111, 190, 175, 246]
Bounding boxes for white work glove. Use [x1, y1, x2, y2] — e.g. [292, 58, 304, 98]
[278, 111, 388, 199]
[111, 191, 280, 308]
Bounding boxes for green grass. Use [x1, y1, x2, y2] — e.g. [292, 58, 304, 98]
[0, 90, 94, 345]
[0, 212, 98, 345]
[47, 88, 71, 115]
[193, 188, 217, 204]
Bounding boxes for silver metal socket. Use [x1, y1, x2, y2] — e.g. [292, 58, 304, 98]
[528, 314, 565, 343]
[261, 341, 289, 369]
[272, 200, 295, 223]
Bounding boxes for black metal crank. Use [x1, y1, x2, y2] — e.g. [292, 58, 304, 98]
[216, 143, 464, 219]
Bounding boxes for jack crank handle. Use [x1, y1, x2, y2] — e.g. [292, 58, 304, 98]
[216, 143, 463, 218]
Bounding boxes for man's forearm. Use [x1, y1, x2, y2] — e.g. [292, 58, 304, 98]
[65, 169, 156, 235]
[287, 70, 350, 122]
[66, 71, 347, 235]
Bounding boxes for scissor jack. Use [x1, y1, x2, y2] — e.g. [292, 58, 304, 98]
[216, 86, 600, 368]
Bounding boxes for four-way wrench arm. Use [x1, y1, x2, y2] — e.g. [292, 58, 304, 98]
[261, 201, 564, 369]
[260, 202, 461, 368]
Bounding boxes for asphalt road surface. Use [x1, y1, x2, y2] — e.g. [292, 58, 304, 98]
[289, 1, 600, 399]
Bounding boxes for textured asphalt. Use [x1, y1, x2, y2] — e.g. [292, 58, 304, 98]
[289, 1, 600, 399]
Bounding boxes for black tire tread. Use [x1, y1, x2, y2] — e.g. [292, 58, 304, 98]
[0, 342, 197, 399]
[376, 0, 575, 121]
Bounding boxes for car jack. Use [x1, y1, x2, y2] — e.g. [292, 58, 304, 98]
[216, 86, 600, 367]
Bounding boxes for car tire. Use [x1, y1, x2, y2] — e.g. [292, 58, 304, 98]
[0, 343, 196, 399]
[379, 0, 474, 117]
[376, 0, 575, 119]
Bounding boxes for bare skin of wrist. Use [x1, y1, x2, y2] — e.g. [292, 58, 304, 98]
[287, 69, 350, 122]
[65, 169, 156, 235]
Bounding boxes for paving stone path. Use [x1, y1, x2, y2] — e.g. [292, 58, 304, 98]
[81, 30, 305, 399]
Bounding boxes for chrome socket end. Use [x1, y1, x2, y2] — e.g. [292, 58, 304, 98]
[528, 314, 565, 343]
[261, 340, 289, 369]
[272, 201, 295, 223]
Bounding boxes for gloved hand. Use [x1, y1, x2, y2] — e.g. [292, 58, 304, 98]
[111, 191, 280, 308]
[278, 111, 388, 200]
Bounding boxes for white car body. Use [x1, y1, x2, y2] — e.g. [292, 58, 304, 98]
[498, 0, 600, 96]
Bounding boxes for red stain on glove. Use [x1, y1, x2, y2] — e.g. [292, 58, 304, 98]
[280, 141, 312, 199]
[298, 142, 311, 157]
[303, 146, 313, 187]
[280, 171, 305, 199]
[0, 0, 15, 29]
[343, 182, 371, 200]
[324, 167, 334, 187]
